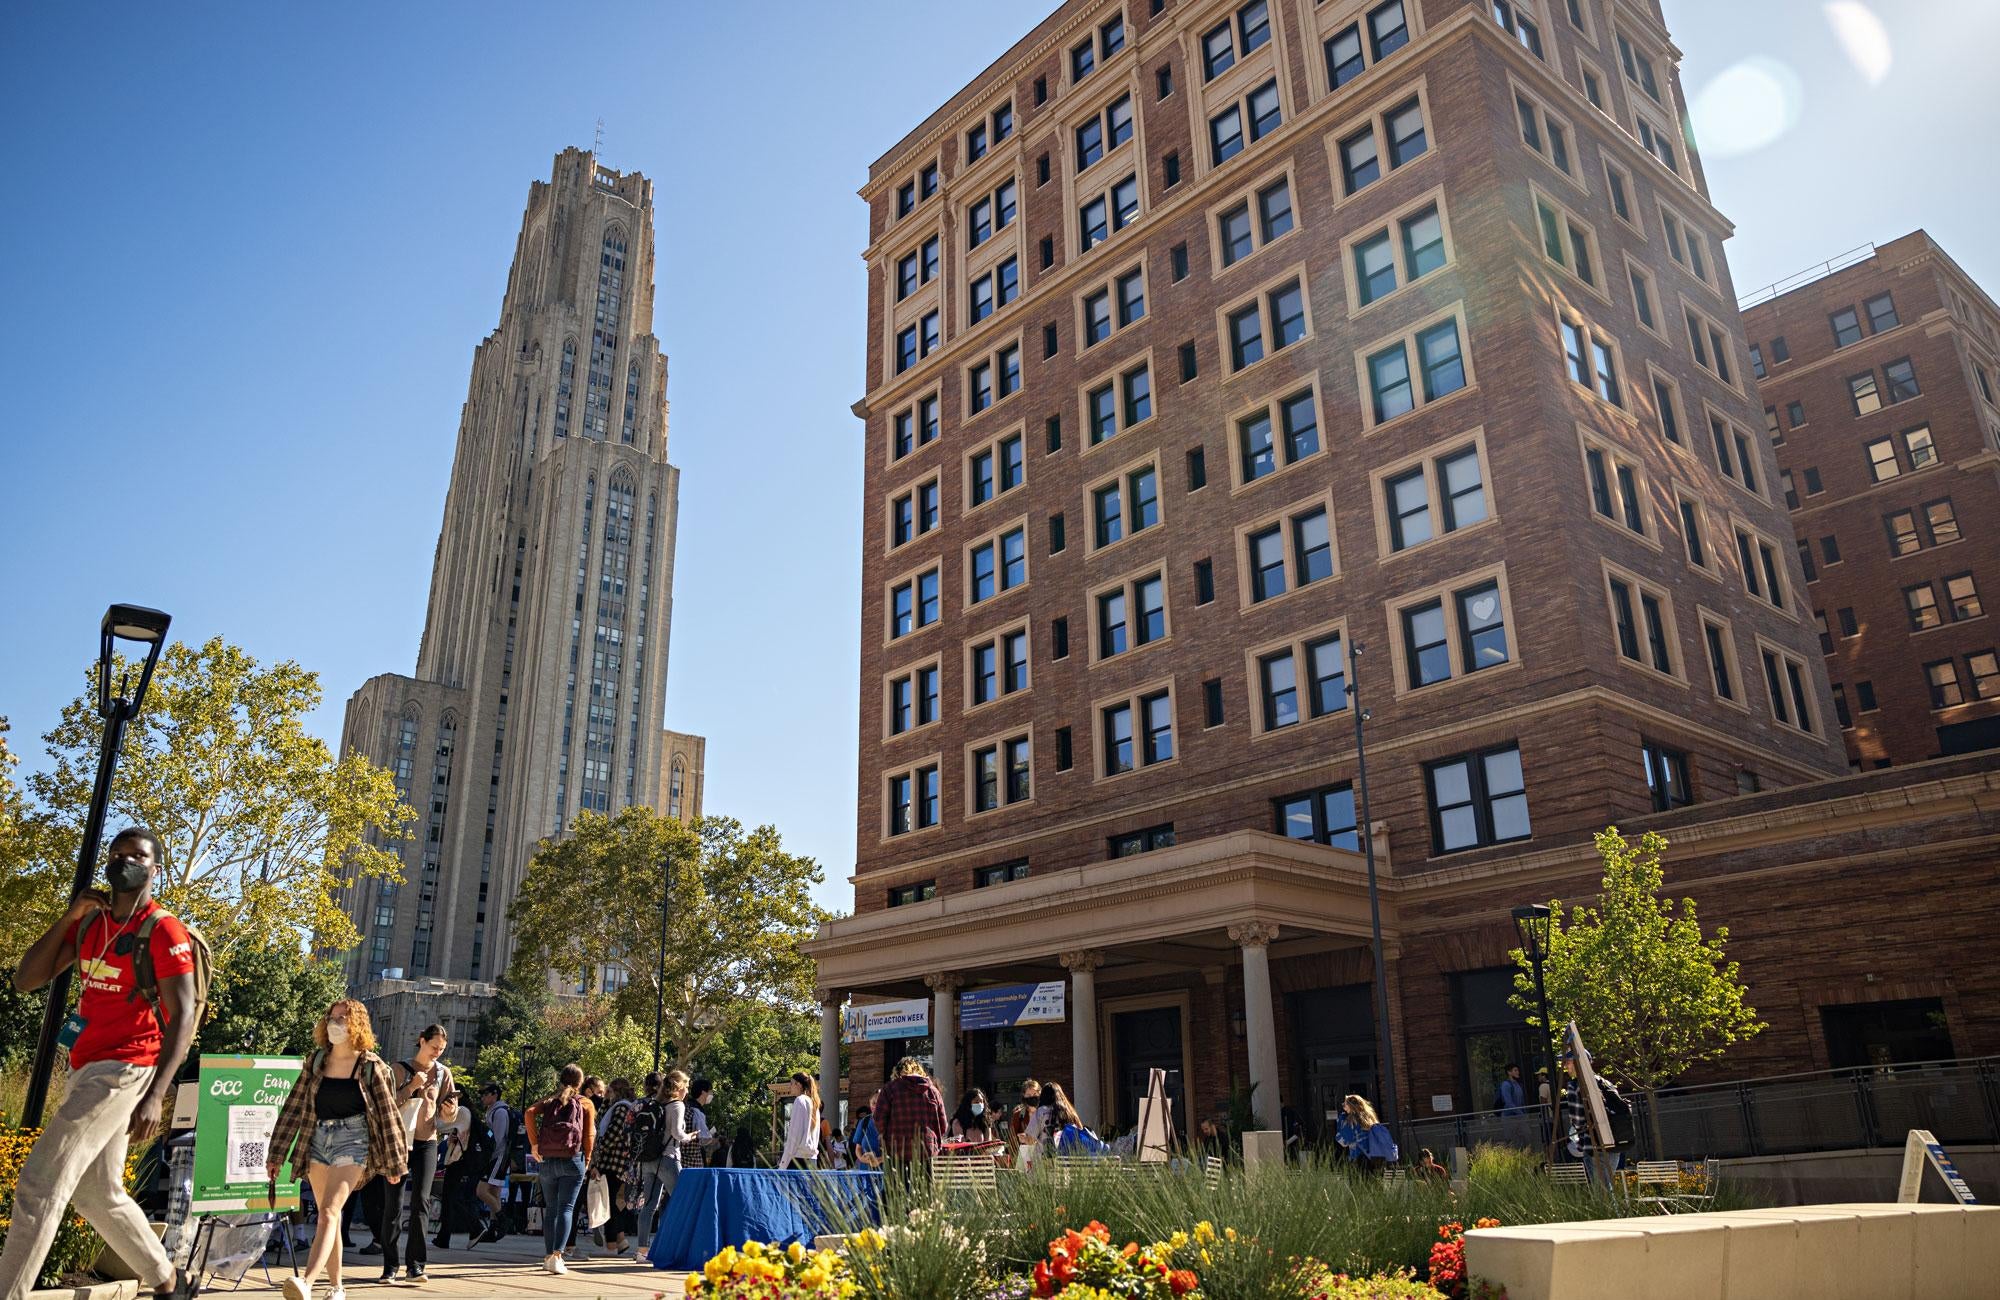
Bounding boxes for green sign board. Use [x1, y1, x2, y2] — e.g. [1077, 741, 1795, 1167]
[191, 1054, 304, 1212]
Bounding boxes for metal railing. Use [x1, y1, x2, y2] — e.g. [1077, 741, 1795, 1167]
[1396, 1057, 2000, 1162]
[1737, 243, 1878, 311]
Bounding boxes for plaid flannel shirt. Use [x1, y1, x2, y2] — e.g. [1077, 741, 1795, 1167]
[592, 1100, 635, 1181]
[873, 1073, 948, 1163]
[268, 1048, 411, 1181]
[1559, 1080, 1590, 1154]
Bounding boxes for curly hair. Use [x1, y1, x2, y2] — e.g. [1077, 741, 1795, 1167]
[313, 998, 378, 1054]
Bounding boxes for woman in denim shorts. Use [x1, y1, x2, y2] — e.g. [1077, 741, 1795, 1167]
[266, 1000, 410, 1300]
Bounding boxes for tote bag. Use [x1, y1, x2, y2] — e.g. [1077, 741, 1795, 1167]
[583, 1173, 611, 1230]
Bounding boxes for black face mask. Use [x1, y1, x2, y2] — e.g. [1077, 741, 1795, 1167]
[106, 854, 150, 894]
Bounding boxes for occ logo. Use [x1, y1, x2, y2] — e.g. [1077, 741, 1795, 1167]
[210, 1079, 245, 1098]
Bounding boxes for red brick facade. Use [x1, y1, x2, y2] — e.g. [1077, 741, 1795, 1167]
[1742, 233, 2000, 768]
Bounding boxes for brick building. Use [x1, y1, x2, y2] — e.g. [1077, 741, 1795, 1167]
[1741, 233, 2000, 768]
[806, 0, 1999, 1138]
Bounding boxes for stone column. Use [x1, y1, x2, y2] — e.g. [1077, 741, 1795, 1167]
[925, 973, 964, 1098]
[1230, 922, 1281, 1130]
[1060, 950, 1106, 1128]
[819, 996, 842, 1124]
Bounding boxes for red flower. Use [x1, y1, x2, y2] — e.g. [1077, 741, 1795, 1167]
[1168, 1269, 1200, 1295]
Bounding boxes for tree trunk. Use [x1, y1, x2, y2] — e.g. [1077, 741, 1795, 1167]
[1643, 1086, 1665, 1160]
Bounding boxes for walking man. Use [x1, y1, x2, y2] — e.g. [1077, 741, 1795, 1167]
[0, 828, 195, 1300]
[871, 1056, 949, 1165]
[383, 1024, 455, 1283]
[472, 1082, 517, 1243]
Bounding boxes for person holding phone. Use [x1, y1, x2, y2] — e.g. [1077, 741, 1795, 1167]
[265, 1000, 409, 1300]
[0, 828, 196, 1300]
[382, 1024, 454, 1284]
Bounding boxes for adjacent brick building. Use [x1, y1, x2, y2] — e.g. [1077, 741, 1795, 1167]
[1741, 233, 2000, 768]
[806, 0, 2000, 1138]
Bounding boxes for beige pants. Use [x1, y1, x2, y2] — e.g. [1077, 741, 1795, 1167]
[0, 1060, 174, 1300]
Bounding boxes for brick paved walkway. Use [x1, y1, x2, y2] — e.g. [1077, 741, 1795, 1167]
[198, 1232, 687, 1299]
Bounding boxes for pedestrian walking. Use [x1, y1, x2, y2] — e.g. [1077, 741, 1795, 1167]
[470, 1082, 518, 1243]
[524, 1064, 595, 1276]
[777, 1072, 821, 1170]
[429, 1086, 475, 1250]
[626, 1069, 694, 1262]
[1495, 1062, 1527, 1115]
[265, 999, 410, 1300]
[872, 1057, 949, 1164]
[1334, 1095, 1398, 1171]
[380, 1023, 454, 1283]
[0, 828, 200, 1300]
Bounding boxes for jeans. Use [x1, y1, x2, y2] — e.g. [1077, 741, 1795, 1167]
[0, 1062, 175, 1300]
[627, 1157, 680, 1250]
[537, 1156, 586, 1256]
[382, 1138, 438, 1272]
[1582, 1149, 1619, 1190]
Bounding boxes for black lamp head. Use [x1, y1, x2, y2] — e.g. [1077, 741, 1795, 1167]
[97, 603, 172, 717]
[1511, 903, 1552, 958]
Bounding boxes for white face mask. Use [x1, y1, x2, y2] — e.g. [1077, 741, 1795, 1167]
[326, 1022, 350, 1045]
[970, 1103, 985, 1116]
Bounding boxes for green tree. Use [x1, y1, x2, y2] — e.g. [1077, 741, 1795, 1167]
[469, 978, 649, 1106]
[202, 942, 348, 1057]
[508, 808, 826, 1071]
[0, 717, 66, 965]
[688, 997, 818, 1153]
[26, 637, 412, 957]
[1512, 827, 1765, 1141]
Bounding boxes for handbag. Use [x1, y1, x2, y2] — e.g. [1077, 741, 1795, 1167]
[583, 1173, 611, 1230]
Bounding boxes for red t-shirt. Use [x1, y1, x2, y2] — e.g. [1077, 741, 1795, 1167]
[65, 902, 196, 1068]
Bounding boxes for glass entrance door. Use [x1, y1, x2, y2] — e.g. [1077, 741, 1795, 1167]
[1112, 1005, 1185, 1137]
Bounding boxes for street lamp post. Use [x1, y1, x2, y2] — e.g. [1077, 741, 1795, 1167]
[653, 856, 671, 1073]
[1511, 904, 1557, 1152]
[1346, 643, 1400, 1129]
[22, 604, 171, 1128]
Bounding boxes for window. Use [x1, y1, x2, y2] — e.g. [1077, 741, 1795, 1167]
[967, 524, 1028, 604]
[1203, 0, 1271, 80]
[1400, 574, 1511, 688]
[1094, 571, 1168, 659]
[1536, 194, 1598, 287]
[1216, 176, 1294, 269]
[992, 102, 1013, 144]
[1760, 646, 1815, 732]
[1732, 526, 1785, 611]
[1651, 373, 1684, 446]
[968, 627, 1030, 708]
[1969, 651, 2000, 700]
[1677, 494, 1710, 569]
[1179, 340, 1198, 381]
[1603, 158, 1635, 226]
[967, 121, 988, 164]
[1101, 687, 1174, 776]
[1633, 112, 1679, 173]
[889, 476, 940, 548]
[1884, 357, 1921, 404]
[1562, 320, 1624, 406]
[1081, 266, 1146, 349]
[895, 308, 941, 375]
[970, 734, 1033, 812]
[1945, 572, 1983, 622]
[1164, 152, 1181, 186]
[1158, 64, 1174, 100]
[889, 568, 941, 639]
[1080, 174, 1140, 251]
[967, 432, 1025, 509]
[1210, 79, 1282, 166]
[889, 393, 939, 462]
[1108, 823, 1176, 856]
[1642, 740, 1692, 811]
[887, 764, 941, 836]
[1702, 619, 1737, 702]
[1235, 388, 1321, 484]
[1856, 679, 1877, 711]
[1616, 31, 1663, 102]
[1837, 606, 1858, 637]
[1195, 556, 1216, 603]
[1924, 498, 1961, 547]
[1583, 443, 1645, 535]
[975, 860, 1030, 888]
[896, 181, 915, 218]
[1351, 199, 1448, 308]
[1338, 94, 1428, 195]
[1365, 312, 1468, 425]
[1927, 660, 1965, 709]
[1382, 442, 1487, 553]
[1711, 414, 1758, 495]
[1171, 242, 1190, 280]
[1748, 343, 1766, 380]
[967, 179, 1017, 250]
[1515, 90, 1571, 174]
[969, 257, 1020, 325]
[1072, 18, 1125, 81]
[1091, 462, 1161, 549]
[1628, 263, 1659, 331]
[919, 164, 938, 200]
[1226, 277, 1308, 371]
[1770, 335, 1790, 364]
[895, 235, 940, 302]
[1085, 361, 1153, 445]
[1075, 95, 1134, 173]
[1324, 0, 1410, 88]
[1832, 683, 1852, 728]
[1830, 307, 1863, 348]
[1492, 1, 1544, 57]
[1904, 424, 1937, 469]
[1607, 572, 1676, 675]
[887, 662, 941, 735]
[1426, 742, 1531, 853]
[1276, 781, 1360, 849]
[1243, 499, 1335, 603]
[1684, 305, 1734, 384]
[1051, 616, 1069, 660]
[1255, 629, 1347, 732]
[887, 880, 937, 905]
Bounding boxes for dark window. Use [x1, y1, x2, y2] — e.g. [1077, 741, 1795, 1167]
[1194, 557, 1214, 604]
[1865, 292, 1899, 334]
[1426, 743, 1531, 853]
[1034, 76, 1047, 105]
[887, 881, 938, 907]
[1821, 997, 1954, 1070]
[1045, 322, 1059, 358]
[1837, 607, 1858, 636]
[1404, 599, 1450, 686]
[1046, 414, 1063, 454]
[975, 860, 1030, 888]
[1170, 243, 1189, 281]
[1180, 341, 1198, 382]
[1038, 153, 1052, 185]
[1050, 512, 1067, 553]
[1108, 824, 1176, 857]
[1040, 236, 1055, 269]
[1051, 615, 1069, 659]
[1642, 740, 1692, 811]
[1856, 680, 1877, 711]
[1275, 782, 1359, 849]
[1771, 336, 1790, 363]
[1164, 151, 1181, 186]
[1830, 307, 1862, 348]
[1055, 725, 1073, 771]
[1186, 446, 1207, 490]
[1204, 678, 1225, 727]
[1157, 64, 1174, 99]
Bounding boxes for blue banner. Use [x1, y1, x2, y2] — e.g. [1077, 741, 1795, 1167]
[959, 981, 1066, 1032]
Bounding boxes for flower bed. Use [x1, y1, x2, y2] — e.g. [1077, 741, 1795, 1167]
[0, 1125, 142, 1289]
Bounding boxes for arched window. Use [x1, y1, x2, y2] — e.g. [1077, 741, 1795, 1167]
[582, 475, 636, 814]
[584, 226, 627, 439]
[556, 477, 598, 832]
[554, 338, 577, 438]
[621, 359, 641, 444]
[668, 758, 685, 818]
[411, 712, 457, 972]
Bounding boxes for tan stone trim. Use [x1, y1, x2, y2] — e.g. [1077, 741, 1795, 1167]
[1623, 253, 1667, 344]
[961, 513, 1034, 614]
[1204, 157, 1302, 282]
[1223, 372, 1329, 494]
[1504, 72, 1589, 199]
[1668, 481, 1725, 584]
[1693, 605, 1751, 714]
[1071, 252, 1153, 356]
[1077, 345, 1160, 455]
[1214, 259, 1316, 386]
[883, 467, 943, 560]
[1085, 560, 1174, 667]
[881, 650, 946, 745]
[1530, 180, 1610, 306]
[1242, 613, 1350, 741]
[1230, 485, 1341, 613]
[962, 422, 1030, 520]
[1339, 183, 1456, 321]
[1575, 422, 1661, 553]
[1083, 446, 1167, 559]
[1383, 560, 1520, 699]
[963, 615, 1034, 715]
[1322, 73, 1438, 210]
[1598, 555, 1690, 686]
[1353, 299, 1478, 435]
[963, 722, 1038, 820]
[1089, 673, 1180, 783]
[1751, 634, 1828, 743]
[1366, 426, 1498, 569]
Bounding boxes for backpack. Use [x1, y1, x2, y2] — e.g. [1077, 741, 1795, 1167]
[84, 907, 214, 1029]
[537, 1094, 587, 1158]
[631, 1099, 666, 1162]
[1599, 1083, 1637, 1149]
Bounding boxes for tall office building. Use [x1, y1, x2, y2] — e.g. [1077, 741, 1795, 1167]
[337, 149, 703, 1042]
[1741, 232, 2000, 768]
[806, 0, 2000, 1136]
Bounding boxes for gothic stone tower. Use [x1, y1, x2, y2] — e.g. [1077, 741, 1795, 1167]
[337, 148, 690, 1012]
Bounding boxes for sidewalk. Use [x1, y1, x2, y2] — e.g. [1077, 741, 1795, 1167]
[200, 1233, 687, 1299]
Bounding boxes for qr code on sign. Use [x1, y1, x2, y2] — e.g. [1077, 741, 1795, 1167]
[238, 1140, 266, 1167]
[225, 1105, 279, 1183]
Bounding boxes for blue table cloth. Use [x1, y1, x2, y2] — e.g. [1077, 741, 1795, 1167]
[644, 1168, 883, 1272]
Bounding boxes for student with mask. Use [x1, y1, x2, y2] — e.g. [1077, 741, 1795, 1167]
[949, 1088, 998, 1143]
[0, 828, 200, 1300]
[684, 1078, 718, 1168]
[266, 1000, 410, 1300]
[382, 1024, 455, 1284]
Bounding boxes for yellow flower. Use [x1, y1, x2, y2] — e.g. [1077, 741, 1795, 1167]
[787, 1240, 806, 1264]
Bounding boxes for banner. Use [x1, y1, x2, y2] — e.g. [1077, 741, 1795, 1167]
[959, 981, 1066, 1031]
[191, 1054, 304, 1212]
[842, 998, 929, 1043]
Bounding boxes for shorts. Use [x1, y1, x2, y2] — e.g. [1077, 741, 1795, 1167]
[308, 1114, 370, 1167]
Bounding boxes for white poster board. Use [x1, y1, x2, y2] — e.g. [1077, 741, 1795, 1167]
[1135, 1067, 1174, 1163]
[1897, 1128, 1980, 1204]
[1564, 1020, 1613, 1148]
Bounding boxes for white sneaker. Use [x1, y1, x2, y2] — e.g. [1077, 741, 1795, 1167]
[281, 1278, 310, 1300]
[542, 1257, 559, 1275]
[329, 1290, 347, 1300]
[550, 1256, 568, 1275]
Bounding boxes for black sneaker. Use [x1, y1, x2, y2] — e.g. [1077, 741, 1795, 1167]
[360, 1242, 384, 1256]
[405, 1269, 429, 1285]
[377, 1269, 400, 1285]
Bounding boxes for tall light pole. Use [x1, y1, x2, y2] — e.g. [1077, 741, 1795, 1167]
[23, 604, 171, 1128]
[1512, 904, 1557, 1153]
[653, 856, 671, 1073]
[1346, 642, 1399, 1129]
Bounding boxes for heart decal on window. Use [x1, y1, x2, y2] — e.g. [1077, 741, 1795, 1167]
[1471, 595, 1498, 622]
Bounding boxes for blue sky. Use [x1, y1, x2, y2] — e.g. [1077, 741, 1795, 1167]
[2, 1, 1995, 916]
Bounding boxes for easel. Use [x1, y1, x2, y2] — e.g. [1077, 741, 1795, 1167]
[183, 1209, 299, 1296]
[1897, 1129, 1981, 1205]
[1135, 1067, 1176, 1163]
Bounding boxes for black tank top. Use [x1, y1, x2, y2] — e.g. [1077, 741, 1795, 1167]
[316, 1054, 366, 1120]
